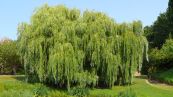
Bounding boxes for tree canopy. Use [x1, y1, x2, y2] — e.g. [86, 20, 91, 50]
[149, 39, 173, 71]
[0, 38, 21, 74]
[18, 5, 148, 90]
[145, 0, 173, 48]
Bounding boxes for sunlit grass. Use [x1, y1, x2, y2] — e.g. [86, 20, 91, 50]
[0, 75, 173, 97]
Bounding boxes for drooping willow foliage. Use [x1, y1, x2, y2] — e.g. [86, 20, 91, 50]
[18, 5, 148, 90]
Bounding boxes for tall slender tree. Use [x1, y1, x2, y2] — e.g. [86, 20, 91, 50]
[167, 0, 173, 33]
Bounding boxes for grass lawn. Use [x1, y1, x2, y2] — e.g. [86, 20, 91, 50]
[0, 75, 173, 97]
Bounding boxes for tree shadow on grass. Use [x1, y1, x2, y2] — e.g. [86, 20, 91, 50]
[11, 75, 26, 81]
[135, 75, 148, 79]
[12, 75, 67, 91]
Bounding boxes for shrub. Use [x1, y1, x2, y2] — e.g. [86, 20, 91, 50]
[33, 84, 48, 97]
[146, 39, 173, 77]
[0, 39, 22, 75]
[68, 87, 90, 97]
[117, 89, 137, 97]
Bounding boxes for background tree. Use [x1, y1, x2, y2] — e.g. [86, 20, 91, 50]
[167, 0, 173, 33]
[0, 38, 22, 74]
[142, 0, 173, 75]
[143, 26, 154, 48]
[145, 0, 173, 49]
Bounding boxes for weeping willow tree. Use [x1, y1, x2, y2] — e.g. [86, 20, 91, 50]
[18, 5, 148, 90]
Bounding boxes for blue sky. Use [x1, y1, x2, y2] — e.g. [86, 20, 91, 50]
[0, 0, 169, 40]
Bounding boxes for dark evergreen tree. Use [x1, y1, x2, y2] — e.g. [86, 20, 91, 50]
[145, 0, 173, 48]
[167, 0, 173, 33]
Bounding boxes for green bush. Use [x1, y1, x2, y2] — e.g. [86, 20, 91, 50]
[117, 89, 137, 97]
[145, 39, 173, 77]
[68, 87, 90, 97]
[33, 84, 49, 97]
[0, 39, 22, 75]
